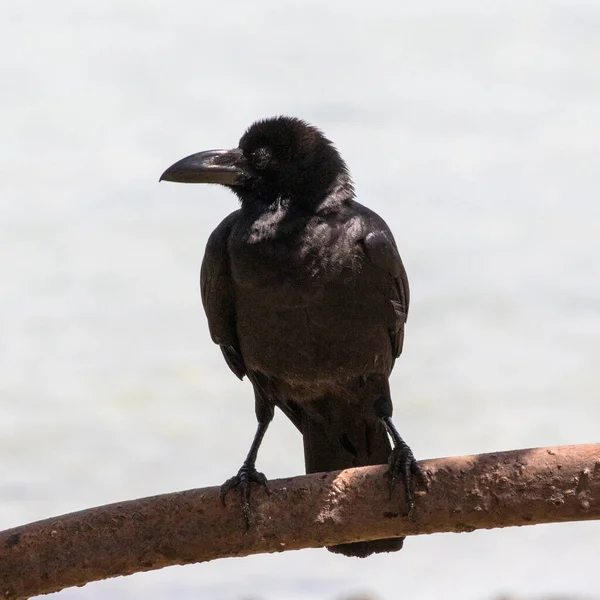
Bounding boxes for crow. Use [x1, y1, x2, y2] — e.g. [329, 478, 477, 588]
[160, 116, 426, 557]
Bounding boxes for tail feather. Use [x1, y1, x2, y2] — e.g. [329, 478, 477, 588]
[328, 538, 404, 557]
[301, 399, 404, 558]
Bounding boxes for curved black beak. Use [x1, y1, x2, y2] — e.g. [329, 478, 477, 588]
[160, 148, 245, 185]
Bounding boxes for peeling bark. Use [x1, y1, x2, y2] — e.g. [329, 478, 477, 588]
[1, 444, 599, 599]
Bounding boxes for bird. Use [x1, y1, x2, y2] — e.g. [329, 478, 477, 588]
[160, 116, 426, 557]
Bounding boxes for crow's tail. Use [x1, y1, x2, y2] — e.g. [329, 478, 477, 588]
[301, 395, 404, 558]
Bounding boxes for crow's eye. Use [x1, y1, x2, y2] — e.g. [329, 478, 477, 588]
[251, 147, 271, 170]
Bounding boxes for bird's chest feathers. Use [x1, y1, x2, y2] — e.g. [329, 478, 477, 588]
[229, 205, 358, 301]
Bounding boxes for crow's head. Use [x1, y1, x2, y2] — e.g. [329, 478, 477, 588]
[160, 116, 353, 208]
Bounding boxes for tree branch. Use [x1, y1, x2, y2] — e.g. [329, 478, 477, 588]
[1, 444, 599, 599]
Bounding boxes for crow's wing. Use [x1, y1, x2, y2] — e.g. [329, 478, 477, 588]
[200, 210, 247, 380]
[361, 222, 410, 361]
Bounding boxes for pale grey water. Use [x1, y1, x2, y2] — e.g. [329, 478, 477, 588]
[1, 1, 599, 599]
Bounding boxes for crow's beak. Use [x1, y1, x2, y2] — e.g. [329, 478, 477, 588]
[160, 148, 245, 185]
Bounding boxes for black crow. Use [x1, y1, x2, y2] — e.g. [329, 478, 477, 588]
[160, 116, 426, 557]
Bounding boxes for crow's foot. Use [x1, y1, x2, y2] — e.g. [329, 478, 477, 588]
[388, 439, 428, 516]
[220, 463, 268, 529]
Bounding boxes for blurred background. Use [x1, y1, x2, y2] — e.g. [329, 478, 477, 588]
[1, 1, 599, 599]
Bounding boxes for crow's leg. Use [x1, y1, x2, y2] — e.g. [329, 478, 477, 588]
[375, 394, 428, 515]
[220, 382, 274, 528]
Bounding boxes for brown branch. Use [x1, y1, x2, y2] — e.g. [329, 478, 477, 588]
[1, 444, 599, 599]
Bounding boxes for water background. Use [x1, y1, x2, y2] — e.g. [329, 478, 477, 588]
[1, 2, 599, 598]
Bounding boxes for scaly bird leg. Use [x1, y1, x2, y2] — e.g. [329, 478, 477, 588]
[220, 414, 271, 529]
[382, 416, 428, 516]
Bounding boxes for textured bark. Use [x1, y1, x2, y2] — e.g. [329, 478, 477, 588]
[1, 444, 599, 599]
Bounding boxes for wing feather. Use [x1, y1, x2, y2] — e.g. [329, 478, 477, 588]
[200, 210, 247, 380]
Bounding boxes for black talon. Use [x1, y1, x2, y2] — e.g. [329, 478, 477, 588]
[387, 440, 422, 515]
[382, 416, 427, 516]
[220, 462, 268, 529]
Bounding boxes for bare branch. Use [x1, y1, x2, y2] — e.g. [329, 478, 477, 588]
[1, 444, 599, 599]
